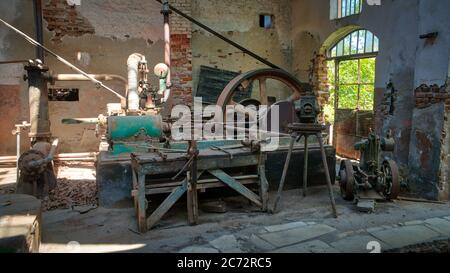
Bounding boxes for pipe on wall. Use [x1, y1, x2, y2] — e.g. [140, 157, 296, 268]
[162, 0, 172, 104]
[127, 53, 146, 113]
[32, 0, 44, 61]
[53, 74, 127, 84]
[52, 74, 128, 108]
[25, 61, 52, 142]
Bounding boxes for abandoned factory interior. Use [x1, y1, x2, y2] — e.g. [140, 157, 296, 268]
[1, 0, 450, 256]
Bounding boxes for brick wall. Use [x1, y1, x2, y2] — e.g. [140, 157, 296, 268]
[170, 0, 193, 107]
[414, 84, 450, 110]
[43, 0, 94, 43]
[310, 53, 330, 107]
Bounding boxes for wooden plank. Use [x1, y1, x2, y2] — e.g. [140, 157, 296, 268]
[137, 154, 259, 174]
[187, 170, 203, 226]
[208, 169, 262, 207]
[137, 173, 147, 233]
[146, 179, 258, 195]
[146, 180, 188, 229]
[259, 163, 269, 211]
[131, 169, 138, 216]
[146, 175, 259, 190]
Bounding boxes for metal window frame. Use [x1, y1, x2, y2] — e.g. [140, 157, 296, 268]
[327, 29, 379, 60]
[332, 56, 377, 111]
[337, 0, 362, 18]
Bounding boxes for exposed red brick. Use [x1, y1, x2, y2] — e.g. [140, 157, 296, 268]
[43, 0, 94, 43]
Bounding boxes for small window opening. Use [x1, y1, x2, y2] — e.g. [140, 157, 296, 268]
[330, 0, 362, 19]
[259, 15, 273, 29]
[48, 88, 79, 101]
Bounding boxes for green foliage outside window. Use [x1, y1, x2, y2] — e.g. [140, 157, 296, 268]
[323, 57, 376, 124]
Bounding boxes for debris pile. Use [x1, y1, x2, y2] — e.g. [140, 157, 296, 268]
[43, 177, 97, 210]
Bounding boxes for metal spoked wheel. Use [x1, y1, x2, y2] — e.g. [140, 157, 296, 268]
[381, 160, 400, 200]
[216, 69, 309, 132]
[217, 68, 306, 109]
[339, 160, 355, 201]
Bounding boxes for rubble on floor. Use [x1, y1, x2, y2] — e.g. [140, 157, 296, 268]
[43, 162, 97, 211]
[0, 162, 98, 211]
[42, 178, 97, 211]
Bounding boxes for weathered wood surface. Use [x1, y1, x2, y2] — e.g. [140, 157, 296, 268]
[0, 194, 41, 253]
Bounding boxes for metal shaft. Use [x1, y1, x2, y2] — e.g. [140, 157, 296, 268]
[317, 133, 338, 218]
[25, 64, 51, 141]
[154, 0, 281, 70]
[272, 135, 296, 213]
[32, 0, 44, 61]
[16, 131, 20, 183]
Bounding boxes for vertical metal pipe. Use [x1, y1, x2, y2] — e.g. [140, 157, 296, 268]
[33, 0, 44, 61]
[162, 0, 172, 103]
[127, 53, 144, 113]
[25, 62, 51, 142]
[16, 130, 21, 182]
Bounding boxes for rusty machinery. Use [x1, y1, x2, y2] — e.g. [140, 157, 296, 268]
[0, 0, 337, 230]
[271, 95, 338, 218]
[338, 131, 400, 202]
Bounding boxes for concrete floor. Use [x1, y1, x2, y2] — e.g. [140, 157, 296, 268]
[37, 187, 450, 253]
[2, 164, 450, 253]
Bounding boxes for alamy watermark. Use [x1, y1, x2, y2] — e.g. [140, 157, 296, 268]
[170, 97, 281, 151]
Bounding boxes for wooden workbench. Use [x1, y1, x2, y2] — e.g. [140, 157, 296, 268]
[131, 147, 268, 232]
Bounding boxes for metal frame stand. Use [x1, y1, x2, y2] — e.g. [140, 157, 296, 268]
[272, 123, 338, 218]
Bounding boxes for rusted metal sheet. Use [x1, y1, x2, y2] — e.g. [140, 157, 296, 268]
[334, 109, 374, 159]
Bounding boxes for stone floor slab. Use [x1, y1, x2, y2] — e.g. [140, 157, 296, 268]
[424, 218, 450, 237]
[272, 240, 339, 253]
[209, 235, 240, 252]
[249, 235, 276, 251]
[259, 224, 336, 248]
[369, 225, 441, 249]
[403, 220, 425, 226]
[179, 246, 219, 253]
[264, 221, 307, 232]
[331, 235, 389, 253]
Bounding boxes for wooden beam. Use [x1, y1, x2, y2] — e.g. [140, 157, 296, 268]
[208, 169, 262, 207]
[147, 180, 188, 229]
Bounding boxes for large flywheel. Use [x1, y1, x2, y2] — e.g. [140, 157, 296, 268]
[216, 69, 312, 133]
[217, 69, 309, 108]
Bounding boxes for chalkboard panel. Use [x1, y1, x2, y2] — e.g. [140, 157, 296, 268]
[196, 65, 252, 104]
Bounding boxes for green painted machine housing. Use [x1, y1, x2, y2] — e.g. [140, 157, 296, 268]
[107, 115, 163, 154]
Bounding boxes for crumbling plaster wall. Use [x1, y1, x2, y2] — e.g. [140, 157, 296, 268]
[290, 0, 450, 200]
[0, 0, 191, 154]
[191, 0, 293, 98]
[0, 0, 36, 156]
[408, 0, 450, 200]
[291, 0, 420, 170]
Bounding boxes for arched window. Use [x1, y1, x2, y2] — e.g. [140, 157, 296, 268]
[328, 29, 379, 58]
[324, 28, 380, 159]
